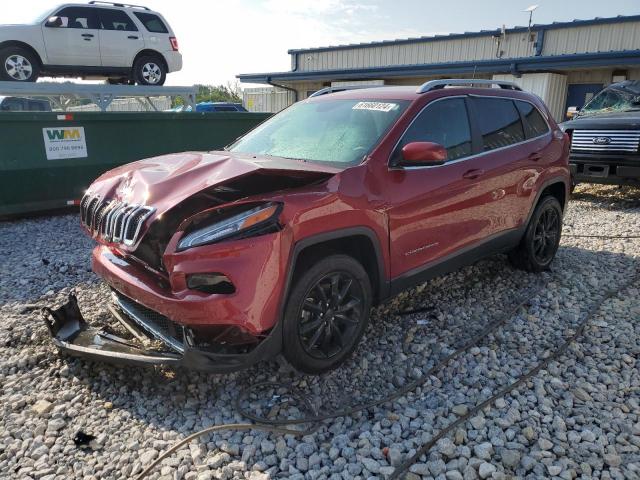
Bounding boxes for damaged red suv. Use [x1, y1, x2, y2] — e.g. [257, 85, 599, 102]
[45, 79, 570, 374]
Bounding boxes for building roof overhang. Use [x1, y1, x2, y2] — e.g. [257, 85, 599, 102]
[238, 50, 640, 84]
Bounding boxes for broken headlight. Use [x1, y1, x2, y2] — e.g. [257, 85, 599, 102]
[177, 203, 281, 250]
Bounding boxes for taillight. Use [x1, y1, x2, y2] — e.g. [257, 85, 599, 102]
[170, 37, 179, 51]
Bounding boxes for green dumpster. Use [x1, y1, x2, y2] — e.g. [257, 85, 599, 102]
[0, 111, 270, 216]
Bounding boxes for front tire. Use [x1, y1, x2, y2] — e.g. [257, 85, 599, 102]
[133, 56, 166, 86]
[509, 196, 563, 272]
[0, 47, 39, 82]
[282, 254, 372, 374]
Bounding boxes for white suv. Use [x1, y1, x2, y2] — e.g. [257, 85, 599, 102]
[0, 2, 182, 85]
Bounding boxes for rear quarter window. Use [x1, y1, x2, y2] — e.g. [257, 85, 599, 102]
[134, 12, 169, 33]
[515, 100, 550, 139]
[97, 8, 138, 31]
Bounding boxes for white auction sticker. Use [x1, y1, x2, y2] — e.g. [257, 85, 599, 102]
[42, 126, 88, 160]
[352, 101, 398, 112]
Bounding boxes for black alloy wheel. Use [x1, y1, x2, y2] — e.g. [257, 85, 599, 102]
[509, 195, 563, 272]
[532, 204, 560, 264]
[298, 271, 364, 360]
[283, 254, 372, 374]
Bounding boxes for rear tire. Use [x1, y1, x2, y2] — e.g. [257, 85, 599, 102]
[133, 56, 166, 86]
[0, 47, 39, 82]
[509, 196, 563, 272]
[282, 254, 372, 374]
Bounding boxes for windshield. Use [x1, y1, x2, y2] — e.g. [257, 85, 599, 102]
[580, 86, 640, 116]
[229, 98, 409, 165]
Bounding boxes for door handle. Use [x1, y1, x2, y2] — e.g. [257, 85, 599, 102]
[462, 169, 485, 179]
[128, 35, 139, 39]
[528, 152, 542, 162]
[81, 33, 94, 38]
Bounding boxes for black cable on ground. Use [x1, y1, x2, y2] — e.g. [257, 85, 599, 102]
[134, 423, 312, 480]
[234, 282, 543, 426]
[135, 283, 542, 479]
[388, 271, 638, 479]
[136, 268, 638, 480]
[564, 234, 640, 239]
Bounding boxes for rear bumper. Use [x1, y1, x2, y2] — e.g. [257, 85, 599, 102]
[164, 51, 182, 72]
[43, 293, 282, 373]
[570, 152, 640, 186]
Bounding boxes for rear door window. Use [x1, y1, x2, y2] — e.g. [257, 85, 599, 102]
[515, 101, 550, 139]
[134, 12, 169, 33]
[398, 97, 472, 161]
[98, 9, 138, 31]
[471, 97, 525, 151]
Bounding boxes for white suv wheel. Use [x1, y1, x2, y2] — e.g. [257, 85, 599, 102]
[5, 54, 33, 81]
[142, 62, 162, 85]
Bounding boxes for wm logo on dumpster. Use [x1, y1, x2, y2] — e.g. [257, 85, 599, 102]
[46, 128, 82, 141]
[42, 126, 88, 160]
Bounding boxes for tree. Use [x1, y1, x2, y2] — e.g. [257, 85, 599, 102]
[195, 83, 241, 103]
[173, 83, 242, 107]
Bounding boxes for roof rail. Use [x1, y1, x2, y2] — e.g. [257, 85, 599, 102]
[416, 79, 522, 94]
[87, 1, 151, 10]
[308, 85, 383, 98]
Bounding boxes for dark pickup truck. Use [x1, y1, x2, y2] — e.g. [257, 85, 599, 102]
[561, 80, 640, 187]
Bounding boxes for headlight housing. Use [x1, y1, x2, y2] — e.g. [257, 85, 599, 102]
[177, 203, 281, 250]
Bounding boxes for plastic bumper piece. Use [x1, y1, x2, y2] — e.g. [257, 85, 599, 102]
[42, 293, 281, 373]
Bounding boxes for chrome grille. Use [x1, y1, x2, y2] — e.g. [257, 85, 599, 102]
[113, 292, 184, 353]
[571, 130, 640, 153]
[80, 193, 155, 246]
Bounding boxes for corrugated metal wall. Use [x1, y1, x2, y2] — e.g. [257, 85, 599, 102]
[296, 32, 536, 72]
[543, 22, 640, 55]
[493, 73, 568, 121]
[293, 20, 640, 73]
[243, 87, 295, 113]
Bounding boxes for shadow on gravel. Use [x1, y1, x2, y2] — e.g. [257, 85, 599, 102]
[52, 243, 638, 454]
[571, 184, 640, 210]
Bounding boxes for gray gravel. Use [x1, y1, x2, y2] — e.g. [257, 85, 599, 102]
[1, 184, 639, 480]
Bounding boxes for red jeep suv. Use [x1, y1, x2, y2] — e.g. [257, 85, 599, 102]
[45, 79, 570, 374]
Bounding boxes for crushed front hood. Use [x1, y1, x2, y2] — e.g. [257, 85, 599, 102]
[87, 150, 340, 217]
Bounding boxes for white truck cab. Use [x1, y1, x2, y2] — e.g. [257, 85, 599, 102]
[0, 2, 182, 85]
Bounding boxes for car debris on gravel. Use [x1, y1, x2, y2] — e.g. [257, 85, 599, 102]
[1, 184, 639, 480]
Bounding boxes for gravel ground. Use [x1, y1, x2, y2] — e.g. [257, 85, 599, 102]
[1, 184, 639, 480]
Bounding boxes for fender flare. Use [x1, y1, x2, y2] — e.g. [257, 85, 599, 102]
[282, 226, 389, 310]
[524, 175, 569, 227]
[0, 40, 44, 66]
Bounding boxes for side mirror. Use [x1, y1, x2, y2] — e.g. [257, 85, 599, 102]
[401, 141, 447, 166]
[45, 16, 63, 28]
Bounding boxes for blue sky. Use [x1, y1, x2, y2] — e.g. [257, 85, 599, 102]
[4, 0, 639, 86]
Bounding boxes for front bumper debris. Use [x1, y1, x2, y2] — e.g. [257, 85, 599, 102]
[43, 293, 282, 373]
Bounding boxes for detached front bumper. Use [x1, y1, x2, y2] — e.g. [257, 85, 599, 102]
[43, 293, 281, 373]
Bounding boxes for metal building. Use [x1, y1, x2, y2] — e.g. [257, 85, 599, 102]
[238, 14, 640, 120]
